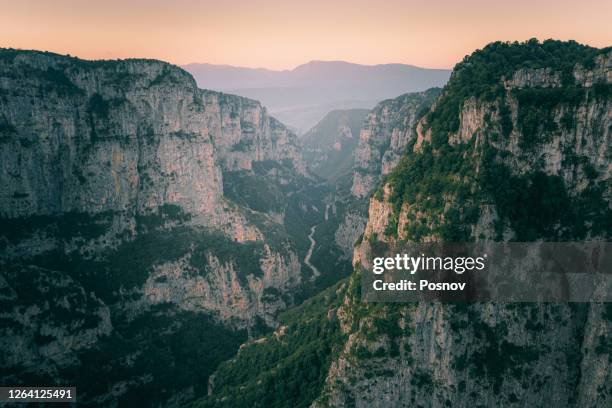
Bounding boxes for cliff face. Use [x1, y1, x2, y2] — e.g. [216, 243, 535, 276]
[199, 40, 612, 408]
[0, 50, 303, 226]
[321, 41, 612, 407]
[326, 90, 440, 262]
[0, 55, 220, 219]
[351, 89, 440, 198]
[0, 49, 311, 405]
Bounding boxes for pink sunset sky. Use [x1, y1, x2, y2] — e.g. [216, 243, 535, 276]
[1, 0, 610, 70]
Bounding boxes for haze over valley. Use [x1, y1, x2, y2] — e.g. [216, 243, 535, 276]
[183, 61, 451, 133]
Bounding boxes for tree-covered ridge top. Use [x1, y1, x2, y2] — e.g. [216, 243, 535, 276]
[376, 39, 611, 243]
[424, 39, 610, 141]
[451, 39, 609, 94]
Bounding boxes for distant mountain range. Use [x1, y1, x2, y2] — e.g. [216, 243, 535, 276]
[182, 61, 451, 133]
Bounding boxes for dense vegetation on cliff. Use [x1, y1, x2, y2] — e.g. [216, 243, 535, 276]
[426, 39, 610, 147]
[197, 281, 348, 408]
[382, 39, 611, 241]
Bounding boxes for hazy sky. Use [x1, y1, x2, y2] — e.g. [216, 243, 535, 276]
[1, 0, 610, 70]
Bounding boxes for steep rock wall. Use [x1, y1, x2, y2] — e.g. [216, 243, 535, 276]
[320, 43, 612, 408]
[0, 49, 308, 405]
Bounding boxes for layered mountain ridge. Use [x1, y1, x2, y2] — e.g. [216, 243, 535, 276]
[199, 40, 611, 408]
[183, 61, 451, 133]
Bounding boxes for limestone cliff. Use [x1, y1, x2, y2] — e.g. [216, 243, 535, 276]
[0, 49, 311, 405]
[319, 89, 439, 262]
[325, 90, 440, 262]
[351, 89, 440, 198]
[320, 40, 612, 408]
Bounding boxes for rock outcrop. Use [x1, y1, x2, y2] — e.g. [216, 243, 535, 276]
[351, 89, 440, 198]
[327, 90, 440, 261]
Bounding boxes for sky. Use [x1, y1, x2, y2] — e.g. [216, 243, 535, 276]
[1, 0, 610, 70]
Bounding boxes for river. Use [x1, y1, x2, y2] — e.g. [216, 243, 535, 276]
[304, 225, 321, 278]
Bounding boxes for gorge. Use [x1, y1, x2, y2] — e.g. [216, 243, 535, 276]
[199, 40, 612, 408]
[1, 39, 611, 407]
